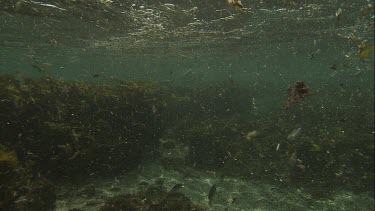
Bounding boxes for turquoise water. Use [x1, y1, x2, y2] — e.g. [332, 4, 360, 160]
[0, 0, 374, 210]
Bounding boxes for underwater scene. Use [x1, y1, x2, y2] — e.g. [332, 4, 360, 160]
[0, 0, 374, 210]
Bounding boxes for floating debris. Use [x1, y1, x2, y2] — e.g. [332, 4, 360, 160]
[30, 0, 66, 11]
[227, 0, 244, 9]
[164, 3, 175, 8]
[284, 81, 313, 108]
[0, 150, 18, 169]
[358, 42, 374, 60]
[243, 130, 257, 141]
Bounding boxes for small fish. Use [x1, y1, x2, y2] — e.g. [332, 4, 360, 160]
[352, 70, 363, 76]
[231, 197, 237, 204]
[14, 196, 31, 204]
[208, 184, 217, 205]
[329, 64, 337, 70]
[170, 183, 184, 192]
[31, 64, 45, 74]
[287, 128, 302, 140]
[329, 71, 338, 78]
[276, 143, 281, 151]
[288, 151, 297, 167]
[335, 8, 343, 22]
[92, 73, 100, 78]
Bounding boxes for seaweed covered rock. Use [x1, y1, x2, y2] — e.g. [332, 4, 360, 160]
[0, 148, 56, 210]
[0, 149, 20, 209]
[100, 187, 203, 211]
[100, 193, 147, 211]
[150, 191, 202, 211]
[0, 75, 166, 180]
[14, 177, 56, 211]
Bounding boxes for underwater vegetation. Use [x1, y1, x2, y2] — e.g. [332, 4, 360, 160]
[0, 74, 166, 209]
[0, 74, 373, 209]
[0, 74, 166, 179]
